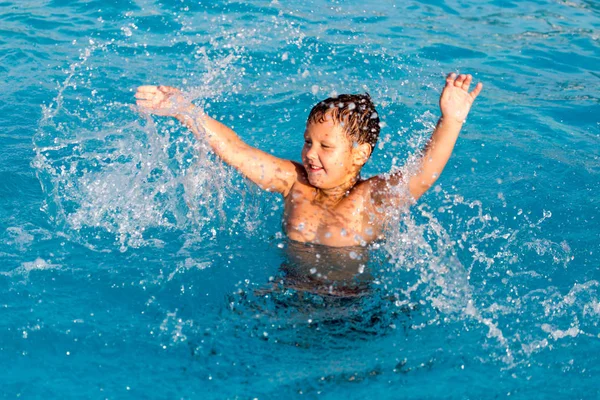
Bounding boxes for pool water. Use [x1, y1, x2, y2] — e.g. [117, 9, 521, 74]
[1, 0, 599, 398]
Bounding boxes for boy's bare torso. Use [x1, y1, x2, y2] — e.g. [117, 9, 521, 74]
[283, 166, 383, 247]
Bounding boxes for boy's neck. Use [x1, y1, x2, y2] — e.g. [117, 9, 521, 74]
[313, 174, 360, 206]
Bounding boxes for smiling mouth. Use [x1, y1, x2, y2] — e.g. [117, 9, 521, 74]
[308, 165, 324, 172]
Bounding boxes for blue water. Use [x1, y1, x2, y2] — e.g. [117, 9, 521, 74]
[1, 0, 599, 398]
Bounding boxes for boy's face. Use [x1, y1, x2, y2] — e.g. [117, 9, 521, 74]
[302, 118, 362, 190]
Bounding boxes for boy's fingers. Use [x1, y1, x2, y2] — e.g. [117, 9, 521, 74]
[135, 92, 154, 99]
[462, 74, 472, 90]
[136, 100, 156, 108]
[470, 82, 483, 99]
[455, 74, 466, 87]
[158, 85, 179, 94]
[137, 85, 159, 93]
[446, 72, 457, 85]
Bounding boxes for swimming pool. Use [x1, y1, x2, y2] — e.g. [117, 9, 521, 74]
[1, 0, 599, 398]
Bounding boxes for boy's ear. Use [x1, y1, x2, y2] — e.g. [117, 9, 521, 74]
[353, 142, 372, 166]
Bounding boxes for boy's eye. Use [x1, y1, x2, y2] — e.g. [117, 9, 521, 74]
[321, 144, 330, 149]
[304, 140, 311, 145]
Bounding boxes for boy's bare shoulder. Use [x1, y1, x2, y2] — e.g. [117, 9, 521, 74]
[361, 173, 403, 193]
[283, 161, 312, 197]
[360, 172, 408, 209]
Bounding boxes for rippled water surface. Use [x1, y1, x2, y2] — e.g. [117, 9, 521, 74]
[1, 0, 599, 398]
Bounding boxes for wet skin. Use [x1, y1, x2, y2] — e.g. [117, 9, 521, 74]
[254, 240, 374, 298]
[283, 119, 383, 246]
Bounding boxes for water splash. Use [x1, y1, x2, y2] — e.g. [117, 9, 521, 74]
[376, 173, 590, 366]
[33, 40, 247, 252]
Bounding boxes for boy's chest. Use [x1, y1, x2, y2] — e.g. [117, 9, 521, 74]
[283, 186, 381, 246]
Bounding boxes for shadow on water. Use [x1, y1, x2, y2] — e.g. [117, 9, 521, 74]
[225, 240, 414, 349]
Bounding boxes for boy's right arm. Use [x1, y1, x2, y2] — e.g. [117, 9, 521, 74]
[135, 85, 300, 196]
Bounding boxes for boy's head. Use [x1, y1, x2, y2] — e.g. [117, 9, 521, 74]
[301, 94, 380, 189]
[307, 93, 380, 157]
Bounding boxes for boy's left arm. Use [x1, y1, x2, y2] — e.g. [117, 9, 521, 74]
[369, 73, 483, 208]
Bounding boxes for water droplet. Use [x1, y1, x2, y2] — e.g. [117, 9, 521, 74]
[121, 26, 132, 37]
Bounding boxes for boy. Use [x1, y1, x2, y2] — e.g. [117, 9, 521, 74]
[135, 73, 482, 248]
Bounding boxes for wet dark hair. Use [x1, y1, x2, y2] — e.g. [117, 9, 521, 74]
[307, 93, 380, 154]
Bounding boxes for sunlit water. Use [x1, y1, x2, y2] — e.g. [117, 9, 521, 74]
[1, 0, 599, 398]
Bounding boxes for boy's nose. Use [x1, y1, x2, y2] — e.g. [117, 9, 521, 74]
[306, 148, 318, 160]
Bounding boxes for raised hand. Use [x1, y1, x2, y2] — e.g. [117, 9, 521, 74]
[134, 85, 192, 117]
[439, 73, 483, 124]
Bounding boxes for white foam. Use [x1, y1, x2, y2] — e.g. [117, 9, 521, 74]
[167, 258, 212, 281]
[541, 323, 581, 340]
[2, 258, 61, 279]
